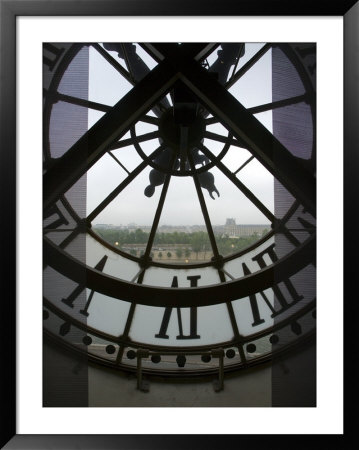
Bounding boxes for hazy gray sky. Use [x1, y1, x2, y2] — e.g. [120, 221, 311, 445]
[87, 43, 274, 226]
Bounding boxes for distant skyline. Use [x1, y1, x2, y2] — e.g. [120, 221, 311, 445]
[93, 221, 271, 227]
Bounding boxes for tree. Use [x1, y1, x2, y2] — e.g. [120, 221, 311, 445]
[167, 251, 172, 258]
[158, 252, 163, 258]
[175, 248, 183, 259]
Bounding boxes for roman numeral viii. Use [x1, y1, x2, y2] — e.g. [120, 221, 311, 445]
[61, 255, 108, 315]
[243, 243, 303, 326]
[43, 43, 65, 71]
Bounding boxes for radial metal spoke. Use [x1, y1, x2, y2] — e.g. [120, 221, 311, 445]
[44, 89, 112, 113]
[188, 152, 220, 259]
[234, 156, 254, 175]
[87, 145, 166, 223]
[91, 43, 133, 85]
[204, 131, 247, 149]
[225, 300, 247, 363]
[221, 269, 235, 280]
[107, 151, 130, 174]
[205, 117, 220, 125]
[198, 143, 275, 224]
[141, 153, 176, 265]
[248, 94, 309, 115]
[116, 302, 137, 364]
[229, 43, 245, 80]
[109, 130, 160, 150]
[121, 43, 136, 83]
[131, 269, 145, 283]
[225, 44, 272, 89]
[140, 115, 160, 125]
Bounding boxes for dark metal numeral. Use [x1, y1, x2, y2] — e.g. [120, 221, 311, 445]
[155, 276, 201, 340]
[61, 255, 108, 310]
[244, 243, 303, 326]
[43, 43, 65, 71]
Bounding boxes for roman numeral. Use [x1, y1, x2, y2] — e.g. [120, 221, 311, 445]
[44, 203, 70, 231]
[61, 255, 108, 312]
[297, 216, 315, 235]
[155, 275, 201, 340]
[244, 243, 303, 326]
[43, 43, 65, 71]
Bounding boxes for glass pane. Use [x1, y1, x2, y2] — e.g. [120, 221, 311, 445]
[92, 166, 161, 256]
[87, 290, 131, 336]
[203, 166, 272, 257]
[89, 45, 133, 106]
[231, 43, 266, 75]
[152, 175, 214, 263]
[236, 158, 274, 214]
[86, 234, 140, 281]
[228, 46, 272, 108]
[86, 152, 128, 215]
[109, 145, 144, 172]
[135, 44, 158, 70]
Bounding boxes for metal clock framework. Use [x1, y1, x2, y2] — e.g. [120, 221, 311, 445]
[43, 42, 316, 389]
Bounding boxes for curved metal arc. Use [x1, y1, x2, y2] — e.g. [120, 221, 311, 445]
[44, 233, 316, 308]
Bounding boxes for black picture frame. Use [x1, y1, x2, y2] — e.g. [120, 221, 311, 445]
[1, 1, 356, 448]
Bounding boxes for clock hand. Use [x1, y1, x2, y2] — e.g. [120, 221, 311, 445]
[198, 171, 220, 200]
[144, 148, 178, 197]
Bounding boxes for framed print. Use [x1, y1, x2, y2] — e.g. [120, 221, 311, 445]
[1, 0, 357, 448]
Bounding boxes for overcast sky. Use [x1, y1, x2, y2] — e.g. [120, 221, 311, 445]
[86, 43, 273, 226]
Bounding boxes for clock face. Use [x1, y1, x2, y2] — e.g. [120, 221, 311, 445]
[43, 42, 316, 376]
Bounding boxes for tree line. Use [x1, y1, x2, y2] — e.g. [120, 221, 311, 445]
[94, 227, 268, 257]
